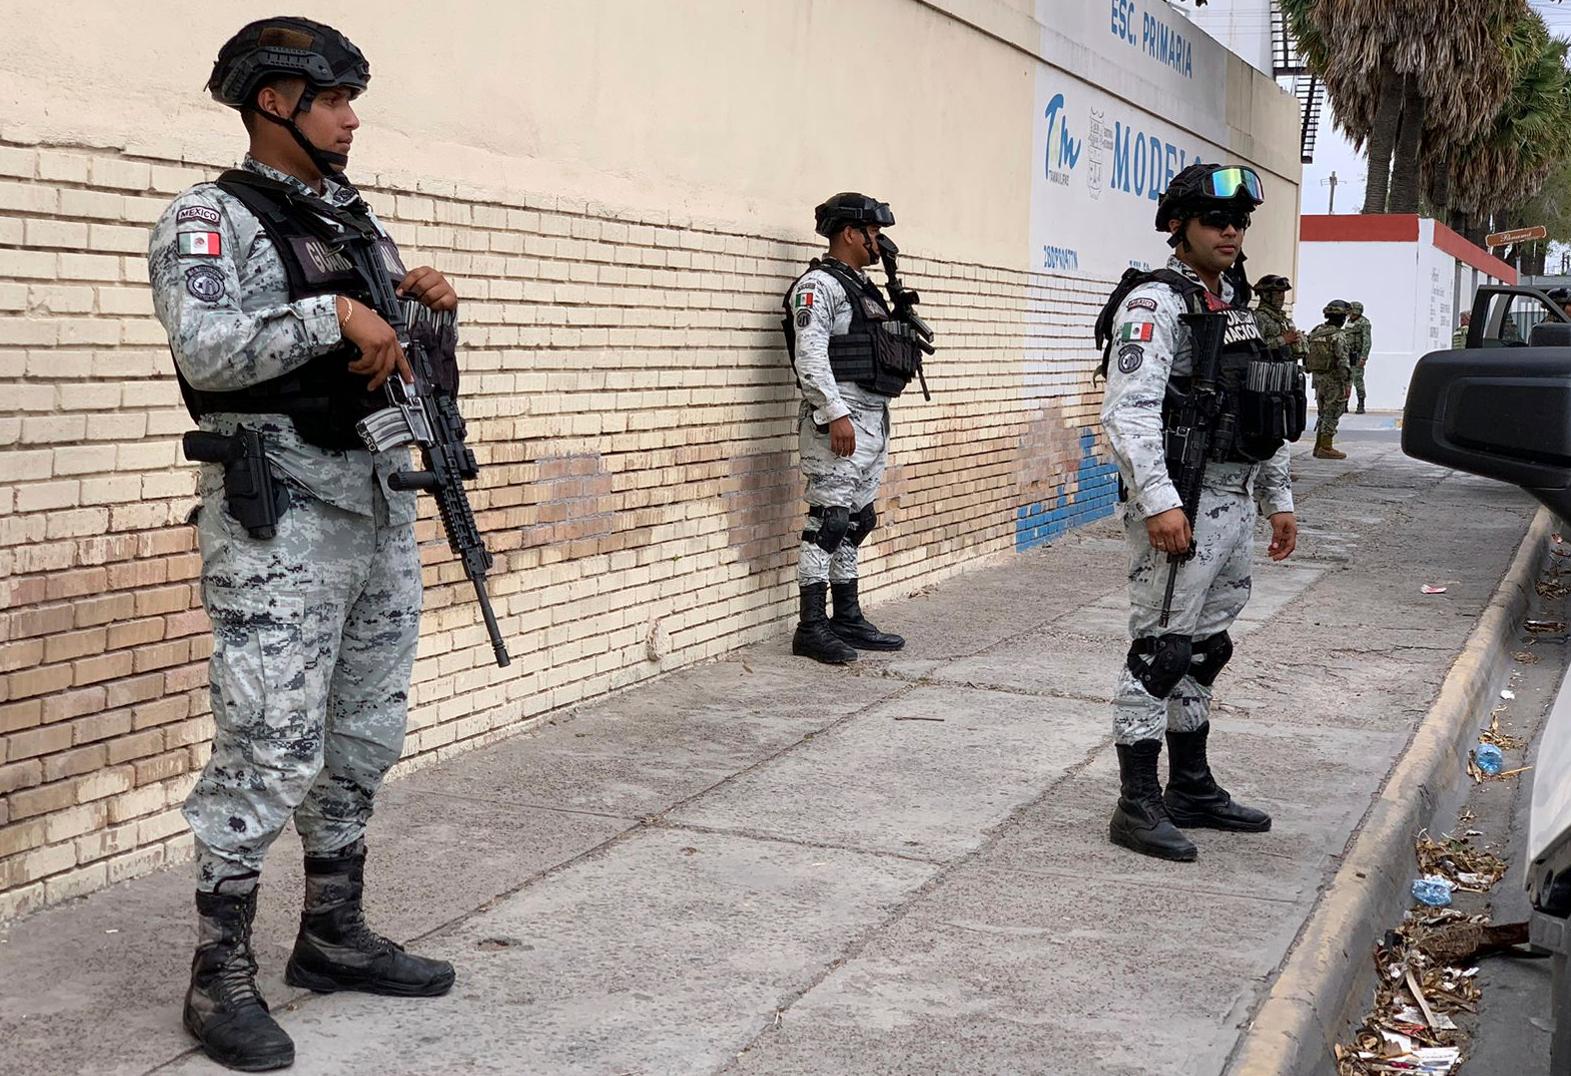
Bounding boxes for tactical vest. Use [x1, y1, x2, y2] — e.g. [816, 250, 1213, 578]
[1304, 324, 1341, 374]
[781, 260, 922, 398]
[1095, 268, 1307, 464]
[173, 170, 408, 451]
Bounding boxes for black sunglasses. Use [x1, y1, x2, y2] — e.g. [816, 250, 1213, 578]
[1197, 208, 1252, 231]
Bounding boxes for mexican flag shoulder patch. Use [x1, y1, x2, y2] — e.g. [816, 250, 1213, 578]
[177, 231, 223, 258]
[1118, 321, 1154, 343]
[793, 290, 815, 309]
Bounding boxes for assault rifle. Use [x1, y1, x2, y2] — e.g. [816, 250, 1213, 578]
[876, 234, 934, 400]
[348, 246, 512, 669]
[1158, 308, 1231, 629]
[208, 168, 510, 667]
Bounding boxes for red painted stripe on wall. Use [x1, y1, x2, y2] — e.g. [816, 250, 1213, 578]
[1299, 214, 1420, 243]
[1431, 219, 1517, 284]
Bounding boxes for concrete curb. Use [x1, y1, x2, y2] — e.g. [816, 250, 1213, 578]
[1225, 506, 1555, 1076]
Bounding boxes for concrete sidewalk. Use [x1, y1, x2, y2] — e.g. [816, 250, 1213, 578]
[0, 441, 1540, 1076]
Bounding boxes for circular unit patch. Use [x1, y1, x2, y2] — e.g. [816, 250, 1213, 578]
[185, 264, 226, 303]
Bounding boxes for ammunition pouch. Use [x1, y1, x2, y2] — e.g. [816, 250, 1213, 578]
[1234, 353, 1307, 460]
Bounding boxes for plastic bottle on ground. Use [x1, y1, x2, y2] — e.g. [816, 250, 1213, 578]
[1474, 743, 1504, 776]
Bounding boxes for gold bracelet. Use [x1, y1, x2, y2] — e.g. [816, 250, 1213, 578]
[338, 296, 353, 325]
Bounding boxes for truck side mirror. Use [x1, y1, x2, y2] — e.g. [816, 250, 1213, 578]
[1402, 348, 1571, 517]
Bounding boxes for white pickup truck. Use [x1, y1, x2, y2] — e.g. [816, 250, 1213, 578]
[1404, 283, 1571, 1069]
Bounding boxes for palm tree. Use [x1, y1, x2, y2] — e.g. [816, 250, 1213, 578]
[1425, 12, 1554, 234]
[1284, 0, 1525, 213]
[1445, 19, 1571, 248]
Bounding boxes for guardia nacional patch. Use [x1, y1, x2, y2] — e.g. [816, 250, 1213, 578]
[185, 264, 226, 303]
[795, 309, 811, 328]
[1117, 344, 1144, 373]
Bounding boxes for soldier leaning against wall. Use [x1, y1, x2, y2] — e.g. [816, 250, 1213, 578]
[780, 194, 930, 665]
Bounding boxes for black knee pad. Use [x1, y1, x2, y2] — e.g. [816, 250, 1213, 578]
[804, 505, 852, 553]
[1127, 633, 1193, 700]
[845, 503, 877, 547]
[1189, 631, 1233, 687]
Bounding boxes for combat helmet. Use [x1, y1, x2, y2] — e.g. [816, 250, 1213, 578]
[1154, 162, 1264, 238]
[208, 18, 370, 174]
[814, 193, 895, 237]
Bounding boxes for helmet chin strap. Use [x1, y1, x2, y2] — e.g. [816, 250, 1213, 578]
[855, 226, 878, 266]
[252, 87, 349, 178]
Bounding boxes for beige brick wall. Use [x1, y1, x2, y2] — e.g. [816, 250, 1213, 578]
[0, 138, 1116, 919]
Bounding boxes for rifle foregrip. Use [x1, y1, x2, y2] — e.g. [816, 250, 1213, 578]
[388, 470, 440, 492]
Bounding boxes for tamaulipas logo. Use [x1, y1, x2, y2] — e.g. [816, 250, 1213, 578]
[1043, 92, 1082, 188]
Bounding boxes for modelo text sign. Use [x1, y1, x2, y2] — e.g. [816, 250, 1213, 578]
[1030, 74, 1227, 279]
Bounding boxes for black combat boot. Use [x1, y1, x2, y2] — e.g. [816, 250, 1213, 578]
[792, 582, 857, 665]
[184, 886, 296, 1072]
[1109, 741, 1197, 862]
[1164, 721, 1272, 832]
[829, 580, 905, 651]
[284, 842, 455, 997]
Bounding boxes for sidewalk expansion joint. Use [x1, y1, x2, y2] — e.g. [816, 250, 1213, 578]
[655, 820, 948, 867]
[852, 663, 1112, 705]
[402, 787, 638, 822]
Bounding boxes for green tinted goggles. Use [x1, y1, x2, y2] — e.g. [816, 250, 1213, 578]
[1204, 166, 1264, 203]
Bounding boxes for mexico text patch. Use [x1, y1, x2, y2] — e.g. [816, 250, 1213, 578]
[176, 205, 222, 226]
[1124, 297, 1157, 312]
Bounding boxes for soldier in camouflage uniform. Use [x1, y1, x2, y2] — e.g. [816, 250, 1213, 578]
[1097, 163, 1297, 862]
[782, 193, 923, 665]
[1452, 311, 1471, 348]
[1307, 300, 1354, 460]
[149, 19, 454, 1070]
[1252, 274, 1308, 363]
[1345, 300, 1373, 413]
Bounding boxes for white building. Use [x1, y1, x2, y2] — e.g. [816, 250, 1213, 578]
[1297, 214, 1516, 409]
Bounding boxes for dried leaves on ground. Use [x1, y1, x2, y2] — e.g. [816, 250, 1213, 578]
[1334, 824, 1525, 1075]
